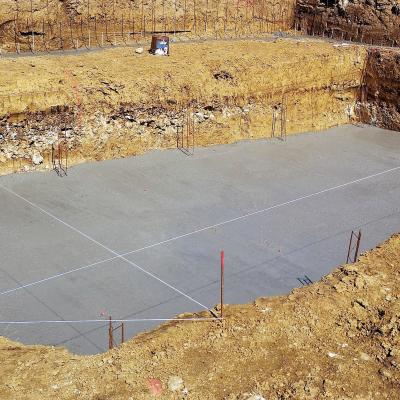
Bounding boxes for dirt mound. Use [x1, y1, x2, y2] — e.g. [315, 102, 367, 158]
[0, 234, 399, 399]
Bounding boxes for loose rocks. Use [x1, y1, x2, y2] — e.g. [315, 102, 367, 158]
[168, 376, 184, 392]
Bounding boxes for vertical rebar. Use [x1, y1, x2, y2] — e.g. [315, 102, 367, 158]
[354, 230, 362, 263]
[163, 0, 166, 33]
[183, 0, 187, 31]
[94, 16, 99, 46]
[205, 0, 209, 33]
[234, 0, 239, 36]
[122, 14, 125, 43]
[215, 0, 220, 38]
[131, 3, 135, 39]
[42, 18, 46, 52]
[152, 0, 155, 32]
[112, 0, 116, 38]
[108, 316, 113, 349]
[105, 14, 110, 43]
[59, 21, 63, 50]
[346, 231, 354, 263]
[194, 0, 197, 34]
[224, 0, 227, 35]
[15, 0, 20, 51]
[14, 19, 19, 53]
[220, 250, 224, 319]
[30, 0, 33, 29]
[173, 0, 177, 36]
[141, 0, 145, 36]
[70, 18, 75, 49]
[80, 15, 86, 49]
[87, 7, 91, 49]
[65, 139, 68, 174]
[252, 0, 255, 32]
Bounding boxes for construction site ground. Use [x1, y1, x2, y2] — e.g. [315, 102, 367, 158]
[0, 123, 399, 355]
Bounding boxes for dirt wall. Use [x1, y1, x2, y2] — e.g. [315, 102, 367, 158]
[295, 0, 400, 46]
[358, 48, 400, 131]
[0, 39, 366, 175]
[0, 0, 296, 52]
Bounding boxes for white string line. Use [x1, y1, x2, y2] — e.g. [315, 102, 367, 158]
[0, 318, 220, 325]
[1, 164, 399, 298]
[0, 184, 210, 312]
[0, 255, 124, 296]
[89, 165, 400, 256]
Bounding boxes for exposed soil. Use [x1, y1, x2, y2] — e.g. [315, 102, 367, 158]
[0, 234, 399, 399]
[358, 48, 400, 131]
[1, 2, 400, 397]
[296, 0, 400, 46]
[0, 38, 367, 175]
[0, 0, 296, 52]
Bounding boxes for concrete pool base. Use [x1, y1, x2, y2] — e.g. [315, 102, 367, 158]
[0, 124, 399, 354]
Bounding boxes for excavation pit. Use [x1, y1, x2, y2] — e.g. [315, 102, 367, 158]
[0, 124, 399, 354]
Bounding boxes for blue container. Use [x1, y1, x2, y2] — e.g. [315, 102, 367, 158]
[150, 35, 170, 56]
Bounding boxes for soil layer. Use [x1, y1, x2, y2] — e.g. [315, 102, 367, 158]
[0, 38, 367, 175]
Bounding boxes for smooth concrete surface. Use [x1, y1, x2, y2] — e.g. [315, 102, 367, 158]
[0, 124, 399, 354]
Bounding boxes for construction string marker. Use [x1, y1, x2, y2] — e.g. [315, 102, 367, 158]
[0, 165, 399, 297]
[0, 317, 221, 325]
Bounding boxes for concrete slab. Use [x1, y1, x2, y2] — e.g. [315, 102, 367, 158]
[0, 188, 111, 284]
[0, 124, 399, 354]
[0, 289, 94, 348]
[25, 257, 198, 322]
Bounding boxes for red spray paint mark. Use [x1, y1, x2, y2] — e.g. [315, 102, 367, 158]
[147, 378, 163, 396]
[63, 70, 84, 128]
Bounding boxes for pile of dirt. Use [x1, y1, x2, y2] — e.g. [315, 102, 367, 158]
[0, 234, 399, 399]
[0, 38, 366, 175]
[296, 0, 400, 45]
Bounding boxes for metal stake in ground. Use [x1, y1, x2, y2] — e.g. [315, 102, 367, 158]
[346, 230, 362, 264]
[108, 316, 113, 349]
[220, 250, 224, 318]
[108, 315, 125, 349]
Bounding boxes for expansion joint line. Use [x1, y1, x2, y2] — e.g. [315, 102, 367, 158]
[0, 184, 210, 312]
